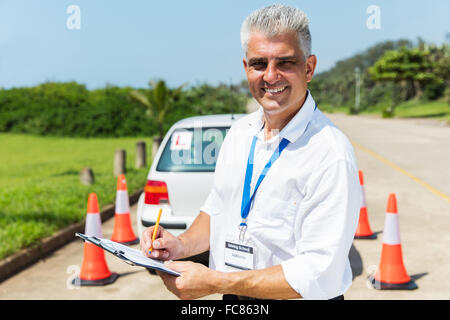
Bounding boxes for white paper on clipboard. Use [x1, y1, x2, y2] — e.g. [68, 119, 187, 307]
[170, 131, 193, 150]
[75, 233, 180, 276]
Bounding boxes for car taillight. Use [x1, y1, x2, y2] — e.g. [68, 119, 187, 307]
[144, 180, 169, 205]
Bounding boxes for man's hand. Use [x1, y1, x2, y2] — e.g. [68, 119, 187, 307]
[140, 226, 185, 261]
[157, 261, 221, 300]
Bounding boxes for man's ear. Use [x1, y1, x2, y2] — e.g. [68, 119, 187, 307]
[243, 58, 248, 73]
[306, 55, 317, 83]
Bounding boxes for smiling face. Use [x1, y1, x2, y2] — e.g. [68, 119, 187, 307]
[243, 30, 316, 117]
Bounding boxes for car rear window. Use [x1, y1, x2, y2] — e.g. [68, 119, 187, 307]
[156, 126, 229, 172]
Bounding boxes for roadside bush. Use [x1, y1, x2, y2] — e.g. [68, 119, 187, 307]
[423, 81, 446, 101]
[0, 81, 249, 137]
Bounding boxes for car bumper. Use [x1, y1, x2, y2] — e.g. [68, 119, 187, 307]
[140, 204, 196, 230]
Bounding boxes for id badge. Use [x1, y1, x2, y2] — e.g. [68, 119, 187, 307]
[224, 232, 256, 272]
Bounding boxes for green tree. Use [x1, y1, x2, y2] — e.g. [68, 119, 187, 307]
[310, 39, 412, 112]
[0, 80, 251, 138]
[183, 83, 248, 116]
[368, 46, 440, 117]
[129, 80, 185, 140]
[424, 44, 449, 101]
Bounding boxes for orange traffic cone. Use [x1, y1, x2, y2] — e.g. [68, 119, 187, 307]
[355, 170, 376, 239]
[73, 193, 118, 286]
[111, 174, 139, 245]
[369, 193, 417, 290]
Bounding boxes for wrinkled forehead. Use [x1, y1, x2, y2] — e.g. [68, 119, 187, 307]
[246, 30, 303, 59]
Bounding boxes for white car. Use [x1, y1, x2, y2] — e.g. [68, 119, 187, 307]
[136, 114, 245, 249]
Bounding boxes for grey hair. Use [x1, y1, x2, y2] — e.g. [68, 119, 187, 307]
[240, 4, 312, 61]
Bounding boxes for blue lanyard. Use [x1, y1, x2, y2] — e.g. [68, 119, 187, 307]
[239, 135, 290, 235]
[238, 103, 317, 240]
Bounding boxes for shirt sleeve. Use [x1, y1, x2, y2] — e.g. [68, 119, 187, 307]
[281, 159, 360, 300]
[200, 183, 222, 216]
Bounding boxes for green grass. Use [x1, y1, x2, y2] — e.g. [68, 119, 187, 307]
[322, 98, 450, 122]
[318, 103, 349, 114]
[393, 99, 450, 121]
[0, 134, 152, 260]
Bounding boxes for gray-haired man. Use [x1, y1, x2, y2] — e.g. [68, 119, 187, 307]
[141, 4, 360, 300]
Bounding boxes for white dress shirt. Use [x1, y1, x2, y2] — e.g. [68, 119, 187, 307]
[200, 91, 360, 300]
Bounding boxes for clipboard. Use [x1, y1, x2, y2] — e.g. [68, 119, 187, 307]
[75, 233, 180, 276]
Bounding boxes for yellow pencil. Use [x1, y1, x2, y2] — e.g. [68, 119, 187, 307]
[149, 208, 163, 254]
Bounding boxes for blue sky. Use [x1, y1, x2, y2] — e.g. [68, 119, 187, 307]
[0, 0, 449, 89]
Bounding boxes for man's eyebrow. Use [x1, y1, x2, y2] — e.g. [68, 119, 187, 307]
[248, 57, 267, 64]
[276, 56, 297, 61]
[247, 56, 298, 65]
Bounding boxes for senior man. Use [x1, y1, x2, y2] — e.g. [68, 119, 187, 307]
[141, 4, 360, 300]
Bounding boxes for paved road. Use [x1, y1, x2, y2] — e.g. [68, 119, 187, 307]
[1, 113, 449, 299]
[0, 203, 222, 300]
[328, 113, 450, 299]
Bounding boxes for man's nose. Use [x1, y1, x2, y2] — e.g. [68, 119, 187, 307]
[263, 63, 279, 84]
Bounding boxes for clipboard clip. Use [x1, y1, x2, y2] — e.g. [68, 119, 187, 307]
[76, 233, 135, 265]
[115, 250, 136, 266]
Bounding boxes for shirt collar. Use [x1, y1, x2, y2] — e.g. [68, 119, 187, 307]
[247, 90, 317, 143]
